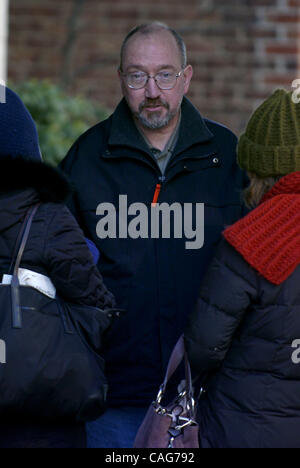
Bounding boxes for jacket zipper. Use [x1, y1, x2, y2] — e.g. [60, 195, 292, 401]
[151, 175, 166, 206]
[152, 184, 161, 207]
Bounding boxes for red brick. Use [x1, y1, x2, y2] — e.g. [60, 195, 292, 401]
[266, 45, 299, 55]
[270, 14, 300, 23]
[264, 74, 296, 85]
[289, 0, 300, 6]
[7, 0, 300, 135]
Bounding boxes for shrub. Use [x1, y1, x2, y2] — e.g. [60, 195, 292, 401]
[13, 80, 110, 166]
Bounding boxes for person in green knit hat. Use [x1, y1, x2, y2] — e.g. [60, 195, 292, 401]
[184, 89, 300, 448]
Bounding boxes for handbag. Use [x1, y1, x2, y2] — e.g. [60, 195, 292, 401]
[0, 204, 116, 423]
[134, 335, 200, 448]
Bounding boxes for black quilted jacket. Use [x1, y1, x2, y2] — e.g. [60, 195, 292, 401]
[0, 157, 115, 310]
[0, 156, 116, 448]
[185, 239, 300, 448]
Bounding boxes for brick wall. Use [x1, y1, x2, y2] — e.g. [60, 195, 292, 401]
[8, 0, 300, 134]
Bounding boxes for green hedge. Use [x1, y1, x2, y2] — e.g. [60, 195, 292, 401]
[13, 80, 110, 166]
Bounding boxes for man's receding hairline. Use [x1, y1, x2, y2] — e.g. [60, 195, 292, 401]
[120, 22, 187, 71]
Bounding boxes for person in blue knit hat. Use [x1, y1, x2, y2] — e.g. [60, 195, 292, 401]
[0, 86, 42, 161]
[0, 86, 116, 448]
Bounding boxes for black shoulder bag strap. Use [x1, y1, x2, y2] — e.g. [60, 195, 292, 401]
[10, 204, 41, 329]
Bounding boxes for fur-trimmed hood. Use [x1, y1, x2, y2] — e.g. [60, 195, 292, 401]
[0, 156, 72, 203]
[0, 157, 73, 233]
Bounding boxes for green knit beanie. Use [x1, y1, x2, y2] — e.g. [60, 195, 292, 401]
[237, 89, 300, 177]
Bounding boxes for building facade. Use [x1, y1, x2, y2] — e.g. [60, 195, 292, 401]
[7, 0, 300, 134]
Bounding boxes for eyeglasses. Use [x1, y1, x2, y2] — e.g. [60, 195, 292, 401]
[121, 70, 184, 90]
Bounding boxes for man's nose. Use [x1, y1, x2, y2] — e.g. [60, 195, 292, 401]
[144, 76, 161, 99]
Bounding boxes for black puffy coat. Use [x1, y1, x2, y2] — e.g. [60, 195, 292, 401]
[185, 239, 300, 448]
[0, 157, 116, 448]
[0, 157, 115, 310]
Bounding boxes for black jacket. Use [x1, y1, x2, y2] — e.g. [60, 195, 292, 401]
[60, 97, 247, 406]
[0, 157, 115, 310]
[185, 239, 300, 448]
[0, 157, 116, 448]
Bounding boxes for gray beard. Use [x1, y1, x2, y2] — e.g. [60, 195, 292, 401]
[136, 108, 177, 129]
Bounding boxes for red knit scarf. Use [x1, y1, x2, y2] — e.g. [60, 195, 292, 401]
[223, 171, 300, 285]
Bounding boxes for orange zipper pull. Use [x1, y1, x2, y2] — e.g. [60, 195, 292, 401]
[152, 183, 161, 207]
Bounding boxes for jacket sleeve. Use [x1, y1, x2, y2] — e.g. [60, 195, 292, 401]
[184, 238, 259, 376]
[43, 204, 116, 310]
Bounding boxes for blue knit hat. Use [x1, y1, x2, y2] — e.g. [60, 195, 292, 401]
[0, 85, 42, 161]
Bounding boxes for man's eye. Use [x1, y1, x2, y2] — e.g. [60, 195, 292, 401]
[130, 73, 145, 80]
[157, 72, 174, 80]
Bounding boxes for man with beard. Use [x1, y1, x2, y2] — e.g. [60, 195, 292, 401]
[60, 22, 247, 448]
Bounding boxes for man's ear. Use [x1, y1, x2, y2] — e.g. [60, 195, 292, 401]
[118, 68, 126, 94]
[183, 65, 193, 94]
[117, 68, 122, 83]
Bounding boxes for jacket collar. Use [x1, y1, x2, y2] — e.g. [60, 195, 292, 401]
[107, 97, 214, 158]
[174, 97, 214, 155]
[0, 157, 72, 204]
[0, 157, 72, 232]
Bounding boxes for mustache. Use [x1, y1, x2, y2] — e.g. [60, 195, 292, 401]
[139, 100, 169, 111]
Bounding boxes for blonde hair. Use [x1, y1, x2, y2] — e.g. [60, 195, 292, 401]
[244, 173, 282, 209]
